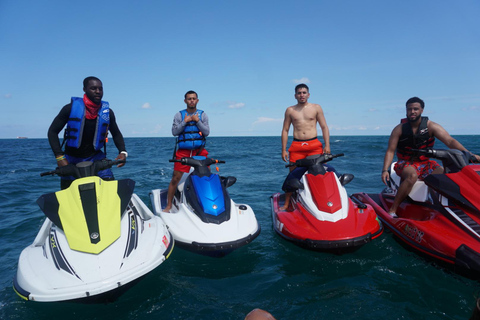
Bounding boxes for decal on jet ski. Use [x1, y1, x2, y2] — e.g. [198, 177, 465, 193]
[54, 177, 122, 254]
[131, 214, 136, 231]
[49, 230, 80, 279]
[50, 233, 57, 249]
[403, 224, 424, 243]
[162, 235, 169, 248]
[275, 220, 284, 232]
[78, 182, 101, 244]
[123, 201, 140, 259]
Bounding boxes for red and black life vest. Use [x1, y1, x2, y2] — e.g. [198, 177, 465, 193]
[396, 116, 435, 161]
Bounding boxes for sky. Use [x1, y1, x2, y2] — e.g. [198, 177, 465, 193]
[1, 0, 479, 139]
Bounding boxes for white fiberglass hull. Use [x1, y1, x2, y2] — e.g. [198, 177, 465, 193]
[150, 188, 260, 257]
[14, 194, 174, 302]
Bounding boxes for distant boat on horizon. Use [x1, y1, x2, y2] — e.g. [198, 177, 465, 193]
[16, 136, 28, 139]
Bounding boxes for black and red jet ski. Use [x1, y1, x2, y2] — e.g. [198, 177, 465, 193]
[352, 148, 480, 275]
[271, 153, 383, 252]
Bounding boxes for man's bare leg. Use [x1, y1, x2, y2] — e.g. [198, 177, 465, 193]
[163, 170, 184, 212]
[279, 192, 292, 211]
[279, 166, 296, 211]
[389, 166, 418, 217]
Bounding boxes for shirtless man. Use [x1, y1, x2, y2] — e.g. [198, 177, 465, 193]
[280, 83, 331, 210]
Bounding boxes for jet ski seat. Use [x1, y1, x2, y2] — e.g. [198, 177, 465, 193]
[389, 163, 429, 202]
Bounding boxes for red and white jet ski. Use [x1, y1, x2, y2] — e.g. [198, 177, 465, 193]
[352, 149, 480, 275]
[271, 153, 383, 252]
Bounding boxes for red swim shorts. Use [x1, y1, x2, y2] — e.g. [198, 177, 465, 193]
[174, 148, 209, 173]
[288, 138, 323, 163]
[394, 159, 440, 180]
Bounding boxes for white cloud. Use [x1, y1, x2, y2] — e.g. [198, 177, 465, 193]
[368, 108, 377, 112]
[141, 102, 152, 109]
[462, 106, 480, 111]
[292, 77, 310, 84]
[4, 93, 12, 98]
[252, 117, 283, 126]
[228, 102, 245, 109]
[130, 124, 162, 135]
[330, 125, 372, 131]
[150, 124, 162, 134]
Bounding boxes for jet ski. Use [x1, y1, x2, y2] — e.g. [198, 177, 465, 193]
[271, 153, 383, 252]
[150, 156, 260, 257]
[352, 148, 480, 275]
[13, 160, 174, 302]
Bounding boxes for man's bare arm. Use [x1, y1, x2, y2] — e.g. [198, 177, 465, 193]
[316, 105, 330, 154]
[430, 121, 466, 150]
[382, 125, 401, 184]
[281, 108, 292, 162]
[430, 121, 480, 161]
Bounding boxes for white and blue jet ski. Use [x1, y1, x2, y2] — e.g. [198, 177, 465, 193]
[150, 156, 260, 257]
[13, 160, 174, 302]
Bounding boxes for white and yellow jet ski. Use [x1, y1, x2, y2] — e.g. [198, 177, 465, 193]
[13, 160, 174, 302]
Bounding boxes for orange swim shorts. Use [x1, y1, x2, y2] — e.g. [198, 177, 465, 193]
[288, 138, 323, 163]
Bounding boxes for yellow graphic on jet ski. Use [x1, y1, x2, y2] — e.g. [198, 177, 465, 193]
[50, 177, 124, 254]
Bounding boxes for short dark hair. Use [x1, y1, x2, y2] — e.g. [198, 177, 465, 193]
[185, 90, 198, 99]
[406, 97, 425, 109]
[83, 76, 101, 88]
[295, 83, 309, 93]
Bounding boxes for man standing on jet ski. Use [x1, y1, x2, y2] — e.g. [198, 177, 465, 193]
[280, 83, 331, 211]
[48, 76, 128, 189]
[163, 90, 210, 212]
[381, 96, 480, 218]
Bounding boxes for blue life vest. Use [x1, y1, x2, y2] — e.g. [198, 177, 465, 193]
[65, 97, 110, 150]
[177, 109, 205, 150]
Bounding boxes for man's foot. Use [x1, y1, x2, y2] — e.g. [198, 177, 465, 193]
[388, 211, 398, 218]
[279, 203, 293, 211]
[163, 206, 171, 213]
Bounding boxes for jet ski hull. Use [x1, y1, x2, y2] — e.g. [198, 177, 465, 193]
[14, 194, 174, 302]
[150, 188, 260, 257]
[271, 192, 383, 252]
[352, 192, 480, 275]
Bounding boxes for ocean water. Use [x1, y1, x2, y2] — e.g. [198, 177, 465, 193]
[1, 136, 479, 320]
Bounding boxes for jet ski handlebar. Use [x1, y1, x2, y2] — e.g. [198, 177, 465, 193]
[169, 157, 225, 168]
[286, 153, 344, 168]
[40, 159, 126, 177]
[412, 148, 479, 162]
[412, 148, 478, 173]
